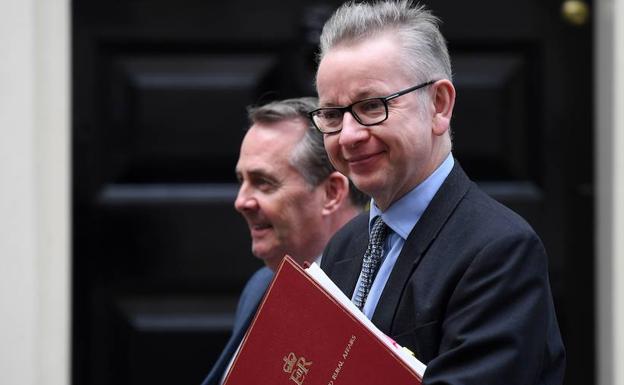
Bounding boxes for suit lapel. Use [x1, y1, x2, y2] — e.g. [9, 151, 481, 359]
[331, 224, 369, 298]
[371, 163, 472, 333]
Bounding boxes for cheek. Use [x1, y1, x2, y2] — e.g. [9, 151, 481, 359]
[385, 122, 426, 155]
[271, 195, 304, 232]
[324, 136, 344, 165]
[287, 191, 322, 224]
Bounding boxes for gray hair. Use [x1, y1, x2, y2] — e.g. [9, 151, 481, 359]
[247, 97, 370, 208]
[318, 0, 452, 84]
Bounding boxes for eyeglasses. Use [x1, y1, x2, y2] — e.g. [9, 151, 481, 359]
[308, 80, 436, 134]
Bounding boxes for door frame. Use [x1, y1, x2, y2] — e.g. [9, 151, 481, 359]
[595, 1, 624, 385]
[0, 0, 69, 385]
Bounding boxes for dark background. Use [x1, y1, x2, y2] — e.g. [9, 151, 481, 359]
[72, 1, 593, 384]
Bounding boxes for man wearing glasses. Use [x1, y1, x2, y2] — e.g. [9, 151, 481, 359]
[312, 2, 565, 385]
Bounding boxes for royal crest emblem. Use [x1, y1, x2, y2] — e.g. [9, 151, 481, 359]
[282, 352, 313, 385]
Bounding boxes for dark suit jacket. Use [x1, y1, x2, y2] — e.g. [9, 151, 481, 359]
[321, 163, 565, 385]
[200, 267, 274, 385]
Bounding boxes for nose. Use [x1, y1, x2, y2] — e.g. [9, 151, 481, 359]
[234, 183, 258, 213]
[338, 111, 369, 148]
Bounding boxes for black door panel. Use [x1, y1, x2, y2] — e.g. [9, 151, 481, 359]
[73, 2, 592, 385]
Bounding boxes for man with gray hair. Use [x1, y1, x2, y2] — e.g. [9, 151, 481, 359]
[200, 97, 367, 385]
[311, 1, 565, 384]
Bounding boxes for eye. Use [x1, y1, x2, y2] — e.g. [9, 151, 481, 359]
[355, 99, 385, 117]
[253, 176, 278, 193]
[314, 109, 340, 126]
[321, 109, 342, 120]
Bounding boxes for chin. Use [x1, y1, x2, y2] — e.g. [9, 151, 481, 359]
[253, 248, 281, 263]
[350, 177, 381, 197]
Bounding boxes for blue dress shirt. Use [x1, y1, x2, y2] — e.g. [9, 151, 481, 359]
[353, 153, 455, 319]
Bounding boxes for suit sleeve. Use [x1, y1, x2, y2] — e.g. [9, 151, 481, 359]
[232, 267, 273, 333]
[423, 229, 564, 385]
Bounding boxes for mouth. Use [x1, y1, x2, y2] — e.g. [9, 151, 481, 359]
[250, 222, 272, 236]
[345, 151, 383, 168]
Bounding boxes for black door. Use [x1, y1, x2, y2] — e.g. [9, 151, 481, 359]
[72, 1, 592, 385]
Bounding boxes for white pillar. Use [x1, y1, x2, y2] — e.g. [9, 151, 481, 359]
[0, 0, 70, 384]
[596, 1, 624, 385]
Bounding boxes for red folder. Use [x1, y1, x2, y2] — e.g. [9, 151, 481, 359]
[223, 256, 424, 385]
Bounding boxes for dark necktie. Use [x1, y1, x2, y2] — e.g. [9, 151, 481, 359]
[353, 216, 389, 310]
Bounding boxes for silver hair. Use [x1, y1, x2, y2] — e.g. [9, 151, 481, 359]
[318, 0, 452, 84]
[247, 97, 332, 188]
[247, 97, 369, 207]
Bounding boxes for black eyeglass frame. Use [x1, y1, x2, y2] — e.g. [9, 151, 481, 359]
[308, 80, 437, 134]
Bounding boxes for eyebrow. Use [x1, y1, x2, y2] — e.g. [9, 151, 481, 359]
[236, 168, 278, 183]
[320, 88, 384, 108]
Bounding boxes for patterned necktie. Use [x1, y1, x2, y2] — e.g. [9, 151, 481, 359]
[353, 216, 389, 310]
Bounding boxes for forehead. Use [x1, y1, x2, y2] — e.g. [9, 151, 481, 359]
[316, 35, 409, 105]
[236, 119, 306, 171]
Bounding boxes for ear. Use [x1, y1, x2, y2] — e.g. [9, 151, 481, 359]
[431, 79, 456, 136]
[321, 172, 350, 216]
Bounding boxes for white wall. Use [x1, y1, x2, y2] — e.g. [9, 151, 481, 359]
[0, 0, 69, 384]
[596, 1, 624, 385]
